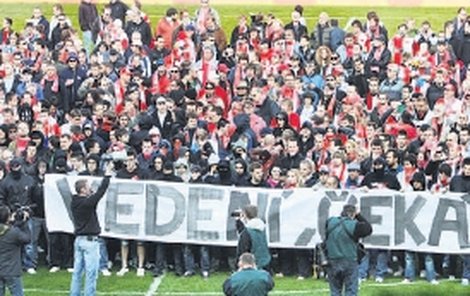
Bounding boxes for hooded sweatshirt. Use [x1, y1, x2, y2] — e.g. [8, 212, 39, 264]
[237, 218, 271, 270]
[0, 222, 30, 277]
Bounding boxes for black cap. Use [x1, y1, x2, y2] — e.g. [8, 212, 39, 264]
[10, 157, 23, 168]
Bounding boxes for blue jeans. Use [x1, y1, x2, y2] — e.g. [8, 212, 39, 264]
[23, 217, 48, 269]
[327, 259, 358, 296]
[463, 255, 470, 280]
[0, 276, 23, 296]
[70, 236, 100, 296]
[404, 252, 436, 281]
[183, 245, 210, 273]
[82, 31, 93, 55]
[99, 238, 108, 270]
[358, 249, 388, 279]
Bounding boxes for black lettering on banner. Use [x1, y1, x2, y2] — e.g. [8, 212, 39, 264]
[295, 228, 316, 246]
[146, 184, 185, 236]
[55, 177, 74, 221]
[395, 194, 426, 245]
[226, 191, 251, 241]
[105, 183, 141, 234]
[318, 196, 331, 240]
[187, 187, 222, 241]
[268, 198, 281, 243]
[361, 195, 393, 246]
[429, 198, 469, 248]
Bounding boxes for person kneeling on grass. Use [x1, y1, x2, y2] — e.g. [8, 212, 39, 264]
[223, 252, 274, 296]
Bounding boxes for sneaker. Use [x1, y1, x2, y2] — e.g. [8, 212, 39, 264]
[449, 275, 456, 280]
[67, 268, 74, 273]
[375, 277, 384, 283]
[184, 271, 195, 277]
[49, 266, 60, 273]
[420, 270, 426, 278]
[358, 278, 366, 284]
[202, 271, 209, 279]
[137, 268, 145, 277]
[430, 279, 439, 285]
[26, 268, 36, 275]
[275, 273, 284, 278]
[101, 269, 112, 277]
[462, 278, 469, 286]
[117, 267, 129, 277]
[402, 278, 412, 284]
[393, 267, 404, 277]
[297, 276, 305, 280]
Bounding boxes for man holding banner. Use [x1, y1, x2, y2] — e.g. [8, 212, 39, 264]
[70, 164, 113, 296]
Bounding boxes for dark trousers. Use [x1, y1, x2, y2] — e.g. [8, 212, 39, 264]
[279, 249, 313, 277]
[49, 232, 74, 268]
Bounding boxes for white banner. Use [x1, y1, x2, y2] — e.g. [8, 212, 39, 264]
[44, 174, 470, 253]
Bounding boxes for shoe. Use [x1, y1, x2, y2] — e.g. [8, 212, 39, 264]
[67, 268, 74, 273]
[358, 278, 366, 284]
[420, 270, 426, 278]
[375, 277, 384, 283]
[26, 268, 36, 275]
[449, 275, 456, 280]
[430, 279, 439, 285]
[152, 270, 164, 277]
[202, 271, 209, 279]
[462, 278, 469, 286]
[275, 273, 284, 278]
[297, 276, 305, 280]
[137, 268, 145, 277]
[101, 269, 112, 277]
[49, 266, 60, 273]
[117, 267, 129, 277]
[393, 267, 404, 277]
[402, 278, 412, 284]
[184, 271, 195, 277]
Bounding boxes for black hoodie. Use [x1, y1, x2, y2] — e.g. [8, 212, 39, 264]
[0, 222, 30, 277]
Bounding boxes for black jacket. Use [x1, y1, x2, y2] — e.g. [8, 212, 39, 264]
[0, 172, 36, 210]
[78, 1, 99, 32]
[360, 170, 401, 190]
[0, 223, 30, 277]
[450, 174, 470, 193]
[71, 176, 110, 236]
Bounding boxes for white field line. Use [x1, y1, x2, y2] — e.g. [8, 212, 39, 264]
[145, 274, 165, 296]
[24, 280, 455, 296]
[24, 288, 145, 295]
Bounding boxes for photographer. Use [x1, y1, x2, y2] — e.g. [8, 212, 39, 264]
[0, 205, 31, 296]
[0, 158, 37, 274]
[223, 252, 274, 296]
[325, 204, 372, 296]
[235, 205, 271, 272]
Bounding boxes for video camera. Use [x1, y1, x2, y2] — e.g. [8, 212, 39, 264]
[12, 204, 34, 222]
[230, 209, 242, 218]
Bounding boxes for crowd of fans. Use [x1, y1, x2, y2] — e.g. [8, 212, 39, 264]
[0, 0, 470, 285]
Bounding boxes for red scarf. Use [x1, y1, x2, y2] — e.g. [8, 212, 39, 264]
[41, 73, 59, 92]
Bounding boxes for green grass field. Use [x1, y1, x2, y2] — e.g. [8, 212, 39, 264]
[1, 3, 461, 38]
[20, 268, 470, 295]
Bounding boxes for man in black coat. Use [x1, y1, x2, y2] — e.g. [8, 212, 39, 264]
[360, 157, 401, 191]
[0, 206, 30, 296]
[450, 157, 470, 285]
[59, 54, 87, 113]
[70, 164, 112, 296]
